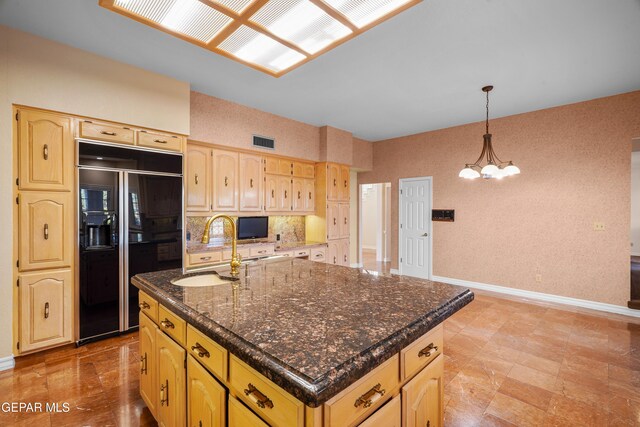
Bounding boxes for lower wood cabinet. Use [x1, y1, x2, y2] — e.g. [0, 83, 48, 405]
[327, 239, 350, 267]
[402, 354, 444, 427]
[140, 312, 158, 418]
[359, 394, 401, 427]
[18, 269, 72, 353]
[156, 326, 186, 427]
[229, 396, 269, 427]
[188, 355, 226, 427]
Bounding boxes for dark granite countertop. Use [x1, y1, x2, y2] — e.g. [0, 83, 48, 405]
[132, 258, 473, 407]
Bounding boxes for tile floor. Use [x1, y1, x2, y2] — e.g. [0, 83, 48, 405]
[362, 248, 391, 275]
[1, 291, 640, 426]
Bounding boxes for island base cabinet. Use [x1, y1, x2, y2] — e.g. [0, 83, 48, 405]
[156, 328, 186, 427]
[401, 354, 444, 427]
[139, 312, 158, 418]
[359, 394, 401, 427]
[229, 396, 269, 427]
[188, 355, 226, 427]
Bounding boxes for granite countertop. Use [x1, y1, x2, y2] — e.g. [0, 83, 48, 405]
[274, 241, 327, 251]
[187, 241, 275, 254]
[132, 258, 473, 407]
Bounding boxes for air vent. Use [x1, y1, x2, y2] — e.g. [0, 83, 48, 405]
[253, 135, 275, 150]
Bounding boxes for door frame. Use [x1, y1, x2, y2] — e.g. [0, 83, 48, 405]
[398, 177, 433, 279]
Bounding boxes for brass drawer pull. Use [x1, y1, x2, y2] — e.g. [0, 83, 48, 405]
[160, 380, 169, 406]
[160, 318, 175, 329]
[140, 353, 147, 374]
[190, 342, 210, 358]
[44, 302, 50, 319]
[100, 131, 117, 136]
[250, 178, 254, 188]
[44, 223, 49, 240]
[153, 139, 168, 144]
[139, 301, 150, 310]
[200, 256, 212, 261]
[224, 176, 228, 187]
[354, 383, 385, 408]
[43, 144, 49, 160]
[195, 174, 199, 185]
[418, 343, 438, 358]
[244, 383, 273, 409]
[315, 253, 323, 258]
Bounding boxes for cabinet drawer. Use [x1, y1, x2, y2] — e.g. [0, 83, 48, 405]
[400, 325, 443, 381]
[229, 355, 304, 427]
[138, 290, 158, 323]
[294, 249, 310, 257]
[137, 130, 183, 152]
[277, 250, 295, 258]
[229, 396, 269, 427]
[223, 247, 251, 261]
[188, 251, 222, 266]
[250, 246, 275, 257]
[358, 393, 401, 427]
[324, 354, 399, 427]
[187, 325, 228, 381]
[79, 121, 134, 145]
[292, 161, 315, 178]
[158, 305, 186, 346]
[310, 247, 326, 262]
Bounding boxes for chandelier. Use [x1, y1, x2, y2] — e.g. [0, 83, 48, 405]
[459, 86, 520, 179]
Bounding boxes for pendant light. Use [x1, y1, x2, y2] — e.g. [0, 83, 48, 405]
[459, 86, 520, 180]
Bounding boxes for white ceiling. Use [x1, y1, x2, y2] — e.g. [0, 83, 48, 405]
[1, 0, 639, 141]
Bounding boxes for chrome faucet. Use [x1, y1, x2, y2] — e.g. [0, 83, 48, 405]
[202, 214, 241, 276]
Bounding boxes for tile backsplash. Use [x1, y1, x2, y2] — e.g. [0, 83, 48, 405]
[186, 215, 306, 249]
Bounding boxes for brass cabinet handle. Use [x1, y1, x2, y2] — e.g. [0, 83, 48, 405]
[140, 353, 147, 374]
[344, 217, 347, 225]
[160, 380, 169, 406]
[43, 144, 49, 160]
[344, 254, 347, 262]
[195, 174, 199, 185]
[315, 253, 323, 258]
[44, 302, 50, 319]
[354, 383, 385, 408]
[333, 178, 337, 187]
[271, 189, 275, 198]
[44, 223, 49, 240]
[333, 256, 337, 264]
[298, 191, 301, 199]
[418, 343, 438, 358]
[309, 192, 312, 200]
[160, 318, 175, 329]
[333, 218, 337, 225]
[250, 178, 254, 188]
[244, 383, 273, 409]
[190, 342, 210, 358]
[224, 176, 228, 187]
[344, 180, 347, 188]
[284, 190, 288, 199]
[100, 131, 117, 136]
[153, 139, 168, 144]
[139, 301, 150, 310]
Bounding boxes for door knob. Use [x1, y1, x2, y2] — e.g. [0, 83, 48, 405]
[421, 233, 429, 237]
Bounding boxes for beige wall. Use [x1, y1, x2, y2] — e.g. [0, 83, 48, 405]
[190, 91, 320, 161]
[352, 137, 373, 171]
[360, 91, 640, 307]
[0, 26, 190, 360]
[319, 126, 353, 164]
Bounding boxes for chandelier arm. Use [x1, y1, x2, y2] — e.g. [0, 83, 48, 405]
[472, 140, 487, 166]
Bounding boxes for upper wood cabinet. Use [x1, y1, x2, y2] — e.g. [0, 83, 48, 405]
[276, 176, 291, 212]
[339, 165, 350, 201]
[292, 161, 314, 178]
[402, 354, 444, 427]
[18, 109, 73, 192]
[264, 174, 279, 212]
[187, 145, 211, 212]
[140, 312, 158, 418]
[327, 202, 340, 240]
[292, 178, 305, 212]
[239, 153, 262, 212]
[265, 157, 292, 176]
[304, 179, 315, 212]
[187, 355, 226, 427]
[18, 192, 73, 271]
[327, 163, 340, 201]
[339, 203, 350, 239]
[19, 269, 72, 353]
[138, 130, 184, 152]
[156, 328, 186, 427]
[212, 149, 238, 212]
[79, 120, 135, 145]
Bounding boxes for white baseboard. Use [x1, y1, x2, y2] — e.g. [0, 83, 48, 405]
[390, 268, 400, 275]
[383, 258, 391, 262]
[632, 252, 640, 257]
[0, 355, 15, 371]
[350, 263, 363, 268]
[432, 275, 640, 319]
[362, 246, 376, 251]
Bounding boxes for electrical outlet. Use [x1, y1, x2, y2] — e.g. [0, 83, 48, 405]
[535, 274, 542, 283]
[593, 222, 605, 231]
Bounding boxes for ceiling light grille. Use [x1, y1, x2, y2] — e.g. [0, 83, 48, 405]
[251, 0, 352, 54]
[213, 0, 254, 14]
[322, 0, 413, 28]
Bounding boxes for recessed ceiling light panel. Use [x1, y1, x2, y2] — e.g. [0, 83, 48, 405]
[213, 0, 254, 14]
[218, 25, 307, 72]
[250, 0, 352, 54]
[322, 0, 414, 28]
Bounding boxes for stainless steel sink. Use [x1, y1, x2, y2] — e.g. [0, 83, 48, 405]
[170, 274, 234, 287]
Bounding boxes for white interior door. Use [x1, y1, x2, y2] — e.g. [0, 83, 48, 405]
[399, 177, 432, 279]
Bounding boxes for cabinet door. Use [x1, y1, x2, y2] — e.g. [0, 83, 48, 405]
[239, 153, 262, 212]
[292, 161, 314, 178]
[264, 175, 279, 212]
[212, 149, 238, 211]
[19, 270, 72, 353]
[265, 157, 291, 176]
[402, 354, 444, 427]
[339, 203, 350, 238]
[277, 176, 292, 212]
[228, 396, 269, 427]
[340, 239, 350, 267]
[327, 163, 340, 200]
[327, 241, 340, 265]
[19, 192, 73, 271]
[304, 179, 315, 212]
[292, 178, 305, 212]
[327, 202, 340, 240]
[140, 312, 158, 418]
[156, 330, 186, 427]
[187, 145, 211, 212]
[359, 394, 401, 427]
[18, 109, 73, 191]
[339, 165, 350, 201]
[188, 356, 226, 427]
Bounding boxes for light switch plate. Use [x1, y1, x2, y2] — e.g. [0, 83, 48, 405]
[593, 222, 606, 231]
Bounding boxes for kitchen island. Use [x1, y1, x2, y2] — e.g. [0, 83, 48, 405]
[133, 257, 473, 427]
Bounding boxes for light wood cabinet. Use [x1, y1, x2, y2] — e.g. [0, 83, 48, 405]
[18, 269, 72, 353]
[140, 311, 158, 418]
[402, 354, 444, 427]
[327, 202, 340, 240]
[17, 109, 73, 192]
[265, 157, 292, 176]
[79, 120, 135, 145]
[359, 394, 401, 427]
[18, 192, 73, 271]
[187, 355, 226, 427]
[292, 178, 305, 212]
[339, 165, 350, 201]
[327, 240, 339, 265]
[310, 247, 326, 263]
[339, 203, 350, 239]
[156, 328, 186, 427]
[304, 179, 315, 213]
[327, 163, 340, 201]
[186, 145, 211, 212]
[229, 396, 269, 427]
[212, 149, 238, 212]
[264, 175, 279, 212]
[340, 239, 350, 266]
[137, 130, 184, 152]
[293, 161, 314, 178]
[239, 153, 263, 212]
[266, 175, 291, 212]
